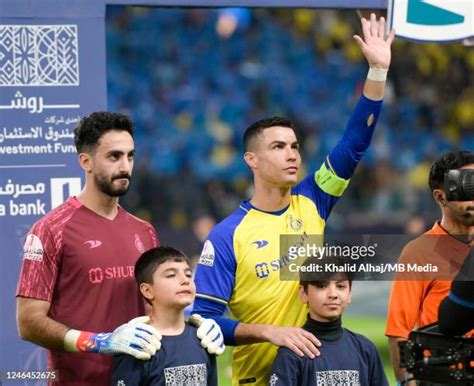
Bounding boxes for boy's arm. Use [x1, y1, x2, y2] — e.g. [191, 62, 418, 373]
[268, 348, 300, 386]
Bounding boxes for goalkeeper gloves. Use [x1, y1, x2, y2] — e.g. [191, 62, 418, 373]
[64, 316, 162, 360]
[188, 314, 225, 355]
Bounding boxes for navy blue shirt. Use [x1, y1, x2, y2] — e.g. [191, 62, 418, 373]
[112, 323, 217, 386]
[269, 321, 388, 386]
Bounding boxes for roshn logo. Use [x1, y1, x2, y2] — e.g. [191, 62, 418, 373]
[23, 234, 44, 261]
[389, 0, 473, 42]
[198, 240, 215, 267]
[50, 177, 82, 209]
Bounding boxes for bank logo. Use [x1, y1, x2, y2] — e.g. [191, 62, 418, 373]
[255, 262, 270, 279]
[390, 0, 473, 42]
[0, 25, 79, 87]
[251, 240, 268, 249]
[84, 240, 102, 249]
[50, 177, 81, 209]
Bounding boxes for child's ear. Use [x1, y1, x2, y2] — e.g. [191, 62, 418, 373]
[299, 285, 308, 304]
[139, 283, 154, 302]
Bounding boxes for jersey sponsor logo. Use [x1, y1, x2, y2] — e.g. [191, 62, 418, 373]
[251, 240, 269, 249]
[316, 370, 360, 385]
[255, 262, 270, 279]
[116, 381, 126, 386]
[134, 234, 145, 253]
[88, 265, 135, 284]
[198, 240, 215, 267]
[163, 363, 207, 386]
[83, 240, 102, 249]
[23, 234, 44, 261]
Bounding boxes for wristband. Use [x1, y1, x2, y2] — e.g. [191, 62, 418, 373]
[367, 67, 388, 81]
[64, 329, 99, 352]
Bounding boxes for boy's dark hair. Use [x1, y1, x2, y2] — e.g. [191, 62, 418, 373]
[300, 255, 353, 292]
[429, 151, 474, 191]
[135, 246, 190, 286]
[243, 116, 293, 152]
[74, 111, 134, 153]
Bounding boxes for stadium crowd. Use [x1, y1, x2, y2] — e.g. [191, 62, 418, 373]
[106, 7, 473, 253]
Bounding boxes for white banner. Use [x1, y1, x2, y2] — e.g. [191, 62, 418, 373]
[388, 0, 474, 42]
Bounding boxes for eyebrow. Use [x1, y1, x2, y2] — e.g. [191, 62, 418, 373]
[269, 140, 299, 146]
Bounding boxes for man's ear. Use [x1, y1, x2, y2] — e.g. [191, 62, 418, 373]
[78, 152, 93, 173]
[432, 189, 446, 207]
[244, 151, 257, 170]
[139, 283, 154, 303]
[299, 285, 308, 304]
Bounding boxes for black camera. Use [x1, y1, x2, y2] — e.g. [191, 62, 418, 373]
[444, 169, 474, 201]
[399, 324, 474, 385]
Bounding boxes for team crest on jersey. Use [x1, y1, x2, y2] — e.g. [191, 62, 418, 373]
[198, 240, 215, 267]
[288, 215, 302, 231]
[23, 234, 44, 261]
[134, 234, 145, 253]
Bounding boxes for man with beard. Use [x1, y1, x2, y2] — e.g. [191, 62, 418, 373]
[386, 150, 474, 385]
[16, 112, 224, 385]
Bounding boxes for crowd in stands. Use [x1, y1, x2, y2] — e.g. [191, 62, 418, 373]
[106, 7, 473, 251]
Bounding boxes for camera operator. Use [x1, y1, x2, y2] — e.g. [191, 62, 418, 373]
[385, 151, 474, 385]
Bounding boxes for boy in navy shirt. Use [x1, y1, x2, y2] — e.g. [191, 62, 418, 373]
[112, 246, 218, 385]
[269, 258, 388, 386]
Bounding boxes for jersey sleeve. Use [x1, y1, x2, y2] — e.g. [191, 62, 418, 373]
[269, 347, 300, 386]
[327, 95, 382, 179]
[293, 171, 341, 221]
[16, 221, 62, 301]
[193, 227, 237, 307]
[112, 354, 148, 384]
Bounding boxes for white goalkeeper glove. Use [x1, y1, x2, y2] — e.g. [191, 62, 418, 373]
[189, 314, 225, 355]
[64, 316, 162, 360]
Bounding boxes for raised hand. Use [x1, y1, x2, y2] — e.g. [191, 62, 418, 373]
[353, 13, 395, 70]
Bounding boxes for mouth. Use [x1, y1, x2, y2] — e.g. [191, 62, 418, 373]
[285, 167, 298, 173]
[324, 303, 341, 307]
[176, 290, 193, 295]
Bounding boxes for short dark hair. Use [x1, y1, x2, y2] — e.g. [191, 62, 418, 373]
[134, 246, 190, 286]
[74, 111, 134, 153]
[300, 256, 353, 292]
[243, 116, 293, 152]
[428, 151, 474, 191]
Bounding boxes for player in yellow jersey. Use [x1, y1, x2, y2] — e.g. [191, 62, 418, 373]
[192, 14, 395, 385]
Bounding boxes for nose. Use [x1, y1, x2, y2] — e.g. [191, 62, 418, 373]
[287, 147, 298, 162]
[327, 284, 338, 299]
[119, 156, 133, 173]
[179, 273, 191, 285]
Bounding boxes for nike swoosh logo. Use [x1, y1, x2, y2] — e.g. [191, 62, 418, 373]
[84, 240, 102, 249]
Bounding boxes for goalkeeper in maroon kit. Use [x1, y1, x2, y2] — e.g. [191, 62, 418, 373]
[16, 112, 224, 385]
